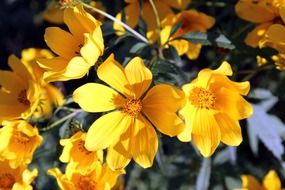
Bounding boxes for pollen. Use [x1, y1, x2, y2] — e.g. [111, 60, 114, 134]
[14, 132, 31, 144]
[122, 99, 142, 117]
[75, 176, 97, 190]
[189, 87, 216, 109]
[17, 89, 30, 106]
[0, 173, 15, 189]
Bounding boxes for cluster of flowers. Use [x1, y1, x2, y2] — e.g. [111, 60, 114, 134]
[3, 0, 280, 189]
[235, 0, 285, 70]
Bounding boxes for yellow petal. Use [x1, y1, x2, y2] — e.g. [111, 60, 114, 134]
[37, 57, 68, 72]
[97, 54, 131, 97]
[60, 56, 90, 80]
[143, 84, 185, 112]
[268, 24, 285, 44]
[130, 116, 158, 168]
[8, 55, 31, 81]
[44, 27, 80, 59]
[45, 84, 64, 106]
[241, 175, 262, 189]
[178, 103, 196, 142]
[215, 88, 253, 120]
[280, 7, 285, 23]
[170, 40, 189, 56]
[107, 147, 131, 171]
[213, 61, 233, 76]
[80, 33, 101, 65]
[73, 83, 125, 112]
[85, 111, 132, 150]
[22, 168, 38, 185]
[191, 108, 221, 157]
[245, 22, 272, 48]
[124, 57, 152, 98]
[185, 43, 202, 60]
[262, 170, 281, 190]
[235, 0, 275, 23]
[215, 113, 242, 146]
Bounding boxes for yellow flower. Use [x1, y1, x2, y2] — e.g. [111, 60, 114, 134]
[0, 120, 42, 168]
[59, 131, 103, 174]
[160, 10, 215, 60]
[237, 170, 283, 190]
[114, 0, 191, 43]
[48, 162, 124, 190]
[0, 55, 40, 122]
[21, 48, 65, 120]
[38, 5, 104, 82]
[271, 53, 285, 70]
[235, 0, 285, 48]
[178, 62, 253, 157]
[73, 54, 185, 169]
[0, 160, 37, 190]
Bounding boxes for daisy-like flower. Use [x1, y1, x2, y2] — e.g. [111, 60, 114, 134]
[114, 0, 191, 43]
[235, 0, 285, 48]
[0, 120, 42, 168]
[160, 10, 215, 60]
[73, 54, 185, 169]
[59, 131, 103, 174]
[0, 55, 40, 123]
[0, 160, 37, 190]
[38, 5, 104, 82]
[48, 162, 124, 190]
[178, 62, 253, 157]
[21, 48, 65, 120]
[236, 170, 282, 190]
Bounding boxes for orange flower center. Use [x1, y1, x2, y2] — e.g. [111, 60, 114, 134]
[76, 140, 92, 155]
[122, 99, 142, 117]
[15, 132, 31, 144]
[76, 176, 97, 190]
[17, 89, 30, 106]
[189, 87, 216, 109]
[0, 173, 15, 189]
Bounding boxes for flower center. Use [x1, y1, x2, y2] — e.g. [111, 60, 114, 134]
[17, 89, 30, 106]
[76, 140, 92, 155]
[15, 132, 31, 144]
[76, 176, 97, 190]
[189, 87, 216, 109]
[122, 99, 142, 117]
[0, 173, 15, 189]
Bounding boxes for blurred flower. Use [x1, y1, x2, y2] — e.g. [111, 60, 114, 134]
[178, 62, 253, 157]
[160, 10, 215, 60]
[21, 48, 64, 120]
[235, 0, 285, 48]
[0, 120, 42, 168]
[114, 0, 191, 43]
[48, 162, 124, 190]
[73, 54, 185, 169]
[272, 53, 285, 70]
[256, 55, 268, 66]
[237, 170, 282, 190]
[59, 131, 103, 174]
[43, 0, 105, 24]
[0, 160, 37, 190]
[0, 55, 40, 122]
[38, 5, 104, 82]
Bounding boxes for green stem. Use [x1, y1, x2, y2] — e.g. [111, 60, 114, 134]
[39, 110, 83, 132]
[81, 2, 150, 44]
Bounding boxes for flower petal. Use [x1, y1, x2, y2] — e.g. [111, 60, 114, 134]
[124, 57, 152, 98]
[85, 111, 132, 150]
[161, 0, 190, 10]
[37, 57, 68, 72]
[130, 116, 158, 168]
[97, 54, 131, 97]
[241, 175, 262, 189]
[245, 22, 272, 48]
[106, 146, 131, 171]
[191, 108, 221, 157]
[73, 83, 125, 112]
[178, 103, 196, 142]
[215, 113, 242, 146]
[8, 55, 31, 81]
[185, 43, 202, 60]
[262, 170, 281, 190]
[44, 27, 80, 59]
[80, 33, 102, 65]
[268, 24, 285, 44]
[215, 87, 253, 120]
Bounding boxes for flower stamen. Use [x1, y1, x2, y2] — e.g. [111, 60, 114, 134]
[76, 176, 97, 190]
[122, 99, 142, 117]
[189, 87, 216, 109]
[17, 89, 30, 106]
[0, 173, 15, 189]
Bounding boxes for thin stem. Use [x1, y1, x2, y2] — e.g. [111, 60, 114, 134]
[81, 2, 149, 44]
[39, 110, 83, 132]
[149, 0, 161, 43]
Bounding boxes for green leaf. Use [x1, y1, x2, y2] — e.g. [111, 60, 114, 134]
[163, 45, 182, 64]
[129, 42, 148, 53]
[173, 32, 235, 50]
[169, 21, 183, 37]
